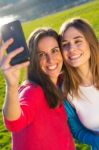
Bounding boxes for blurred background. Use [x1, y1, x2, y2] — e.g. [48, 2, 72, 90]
[0, 0, 92, 25]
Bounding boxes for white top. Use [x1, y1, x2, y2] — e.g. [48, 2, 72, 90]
[68, 85, 99, 132]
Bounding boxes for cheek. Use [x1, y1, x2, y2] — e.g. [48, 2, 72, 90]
[39, 59, 46, 70]
[87, 49, 91, 58]
[62, 51, 68, 60]
[58, 54, 63, 62]
[84, 45, 91, 58]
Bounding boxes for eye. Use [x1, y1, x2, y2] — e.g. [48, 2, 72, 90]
[75, 40, 82, 44]
[52, 47, 60, 53]
[62, 42, 70, 50]
[38, 52, 47, 59]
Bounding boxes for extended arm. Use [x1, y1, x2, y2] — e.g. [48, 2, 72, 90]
[0, 39, 29, 120]
[64, 100, 99, 149]
[0, 38, 30, 131]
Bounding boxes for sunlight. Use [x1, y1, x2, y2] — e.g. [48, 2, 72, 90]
[0, 15, 18, 28]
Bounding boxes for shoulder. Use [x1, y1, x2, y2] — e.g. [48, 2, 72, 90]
[64, 100, 77, 118]
[19, 81, 44, 98]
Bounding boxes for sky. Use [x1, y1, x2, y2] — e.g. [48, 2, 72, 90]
[0, 0, 91, 27]
[0, 0, 39, 26]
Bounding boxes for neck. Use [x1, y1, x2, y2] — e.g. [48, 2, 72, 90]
[51, 77, 57, 85]
[77, 62, 93, 86]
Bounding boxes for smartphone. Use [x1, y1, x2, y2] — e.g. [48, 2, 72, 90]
[1, 20, 30, 65]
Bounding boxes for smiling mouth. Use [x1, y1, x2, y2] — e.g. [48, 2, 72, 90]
[69, 53, 82, 60]
[47, 64, 57, 70]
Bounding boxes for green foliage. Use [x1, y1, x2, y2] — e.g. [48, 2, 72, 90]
[76, 140, 91, 150]
[0, 0, 99, 149]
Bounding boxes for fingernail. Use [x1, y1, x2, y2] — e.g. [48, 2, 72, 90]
[10, 38, 14, 42]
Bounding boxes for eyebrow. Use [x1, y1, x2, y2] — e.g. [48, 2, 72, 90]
[73, 36, 83, 39]
[62, 36, 83, 42]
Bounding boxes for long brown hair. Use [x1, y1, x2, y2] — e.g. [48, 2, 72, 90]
[59, 18, 99, 97]
[27, 27, 64, 108]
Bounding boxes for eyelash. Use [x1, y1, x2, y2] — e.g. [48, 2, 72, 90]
[62, 43, 69, 49]
[52, 48, 60, 53]
[38, 53, 46, 58]
[75, 40, 82, 44]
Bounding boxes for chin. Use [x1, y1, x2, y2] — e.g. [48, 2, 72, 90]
[68, 63, 81, 67]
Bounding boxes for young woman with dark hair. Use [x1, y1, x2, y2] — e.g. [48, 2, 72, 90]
[0, 27, 75, 150]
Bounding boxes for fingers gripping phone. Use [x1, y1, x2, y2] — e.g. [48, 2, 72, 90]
[1, 20, 30, 65]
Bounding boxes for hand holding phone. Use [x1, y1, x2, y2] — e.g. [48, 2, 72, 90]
[1, 20, 30, 65]
[0, 37, 30, 86]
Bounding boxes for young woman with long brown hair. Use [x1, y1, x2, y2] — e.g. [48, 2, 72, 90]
[60, 18, 99, 150]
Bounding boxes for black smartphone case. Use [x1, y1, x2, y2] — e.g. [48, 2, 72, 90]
[1, 20, 30, 65]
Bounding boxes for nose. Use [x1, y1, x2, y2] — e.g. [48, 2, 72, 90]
[69, 44, 76, 52]
[46, 54, 54, 63]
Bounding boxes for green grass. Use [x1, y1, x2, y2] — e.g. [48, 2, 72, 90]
[0, 0, 99, 149]
[22, 0, 99, 39]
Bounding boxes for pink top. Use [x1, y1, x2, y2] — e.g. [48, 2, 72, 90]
[4, 83, 75, 150]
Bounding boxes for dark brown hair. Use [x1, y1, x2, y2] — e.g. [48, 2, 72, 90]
[59, 18, 99, 97]
[27, 27, 63, 108]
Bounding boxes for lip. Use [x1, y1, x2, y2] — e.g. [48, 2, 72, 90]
[69, 53, 82, 61]
[47, 64, 57, 70]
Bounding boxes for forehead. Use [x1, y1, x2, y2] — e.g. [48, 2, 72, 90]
[38, 36, 58, 52]
[63, 27, 84, 40]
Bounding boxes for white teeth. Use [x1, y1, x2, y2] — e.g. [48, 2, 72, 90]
[48, 65, 57, 70]
[69, 54, 81, 60]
